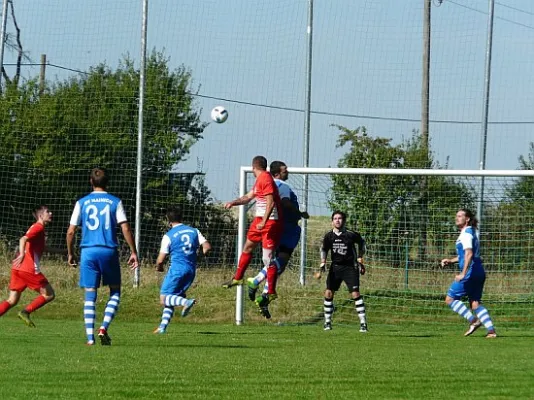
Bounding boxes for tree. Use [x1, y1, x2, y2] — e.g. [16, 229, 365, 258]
[0, 51, 236, 263]
[329, 125, 476, 268]
[482, 142, 534, 270]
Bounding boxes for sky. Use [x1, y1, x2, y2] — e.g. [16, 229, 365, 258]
[2, 0, 534, 213]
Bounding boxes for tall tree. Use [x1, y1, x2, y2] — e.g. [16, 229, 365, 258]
[329, 125, 475, 268]
[0, 51, 236, 263]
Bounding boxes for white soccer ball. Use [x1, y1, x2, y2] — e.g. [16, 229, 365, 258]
[211, 106, 229, 123]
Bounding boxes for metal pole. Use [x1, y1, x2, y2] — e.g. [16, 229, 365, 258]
[477, 0, 495, 228]
[422, 0, 430, 152]
[299, 0, 313, 286]
[134, 0, 148, 287]
[0, 0, 9, 91]
[235, 167, 247, 325]
[39, 54, 46, 95]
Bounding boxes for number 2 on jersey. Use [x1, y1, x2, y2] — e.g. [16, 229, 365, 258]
[85, 204, 111, 231]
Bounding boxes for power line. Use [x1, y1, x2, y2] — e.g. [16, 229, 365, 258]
[195, 93, 534, 125]
[447, 0, 534, 30]
[7, 63, 534, 126]
[496, 1, 534, 17]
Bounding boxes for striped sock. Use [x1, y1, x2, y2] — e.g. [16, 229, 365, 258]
[474, 306, 495, 332]
[449, 300, 475, 323]
[84, 290, 97, 343]
[159, 307, 175, 331]
[164, 295, 187, 307]
[324, 298, 334, 324]
[252, 268, 268, 287]
[100, 289, 121, 331]
[354, 296, 367, 325]
[0, 300, 12, 317]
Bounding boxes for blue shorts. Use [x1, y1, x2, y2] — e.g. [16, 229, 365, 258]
[279, 225, 301, 252]
[447, 274, 486, 301]
[79, 247, 121, 289]
[160, 269, 195, 296]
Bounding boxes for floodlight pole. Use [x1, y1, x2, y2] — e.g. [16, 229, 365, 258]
[134, 0, 148, 287]
[0, 0, 9, 92]
[300, 0, 314, 286]
[477, 0, 495, 229]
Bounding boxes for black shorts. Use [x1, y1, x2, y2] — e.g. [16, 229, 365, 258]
[326, 264, 360, 293]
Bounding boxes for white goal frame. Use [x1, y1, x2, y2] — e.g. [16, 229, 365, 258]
[235, 166, 534, 325]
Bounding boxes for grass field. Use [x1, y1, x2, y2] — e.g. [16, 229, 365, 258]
[1, 264, 533, 399]
[0, 317, 533, 399]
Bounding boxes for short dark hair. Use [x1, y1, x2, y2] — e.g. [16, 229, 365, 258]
[90, 167, 109, 189]
[32, 204, 48, 219]
[166, 206, 183, 223]
[270, 161, 286, 177]
[252, 156, 267, 170]
[331, 210, 346, 222]
[459, 208, 478, 229]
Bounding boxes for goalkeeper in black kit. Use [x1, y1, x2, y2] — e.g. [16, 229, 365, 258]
[315, 211, 368, 332]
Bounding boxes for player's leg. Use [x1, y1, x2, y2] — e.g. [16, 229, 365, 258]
[1, 270, 24, 317]
[0, 290, 21, 317]
[258, 250, 291, 297]
[323, 268, 341, 330]
[250, 227, 299, 298]
[467, 276, 496, 338]
[18, 278, 55, 327]
[222, 231, 260, 288]
[445, 282, 477, 327]
[159, 270, 196, 323]
[154, 294, 174, 334]
[263, 220, 284, 298]
[99, 249, 122, 345]
[345, 267, 368, 332]
[80, 248, 101, 345]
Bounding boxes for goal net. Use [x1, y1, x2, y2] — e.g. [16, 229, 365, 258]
[235, 167, 534, 329]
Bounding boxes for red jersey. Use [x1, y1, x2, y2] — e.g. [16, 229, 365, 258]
[253, 171, 282, 220]
[14, 222, 46, 274]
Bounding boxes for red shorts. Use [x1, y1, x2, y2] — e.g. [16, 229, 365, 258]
[247, 217, 283, 250]
[9, 269, 49, 292]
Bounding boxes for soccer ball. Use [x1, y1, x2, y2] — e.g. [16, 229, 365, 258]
[211, 106, 229, 123]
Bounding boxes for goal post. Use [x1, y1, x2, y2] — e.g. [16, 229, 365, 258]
[235, 166, 534, 327]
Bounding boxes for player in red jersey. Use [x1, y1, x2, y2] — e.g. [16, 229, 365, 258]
[0, 205, 55, 327]
[222, 155, 283, 306]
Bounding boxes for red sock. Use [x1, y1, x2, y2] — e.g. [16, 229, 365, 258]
[25, 295, 48, 313]
[0, 300, 12, 317]
[234, 252, 253, 280]
[266, 264, 278, 294]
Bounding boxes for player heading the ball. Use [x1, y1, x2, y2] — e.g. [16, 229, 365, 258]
[222, 155, 283, 311]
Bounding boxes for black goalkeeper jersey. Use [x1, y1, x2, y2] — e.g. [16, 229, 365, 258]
[321, 229, 366, 267]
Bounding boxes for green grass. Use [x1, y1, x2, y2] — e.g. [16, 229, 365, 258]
[0, 317, 533, 400]
[1, 265, 533, 399]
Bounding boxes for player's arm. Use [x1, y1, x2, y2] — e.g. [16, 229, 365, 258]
[355, 233, 366, 275]
[315, 234, 331, 279]
[281, 198, 309, 219]
[120, 222, 139, 270]
[66, 224, 78, 267]
[11, 235, 29, 268]
[66, 201, 81, 267]
[197, 230, 211, 255]
[225, 189, 255, 208]
[155, 252, 167, 272]
[155, 234, 170, 272]
[441, 256, 459, 266]
[257, 193, 274, 229]
[455, 249, 472, 281]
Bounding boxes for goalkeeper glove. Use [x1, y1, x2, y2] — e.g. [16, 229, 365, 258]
[320, 263, 326, 273]
[358, 262, 366, 276]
